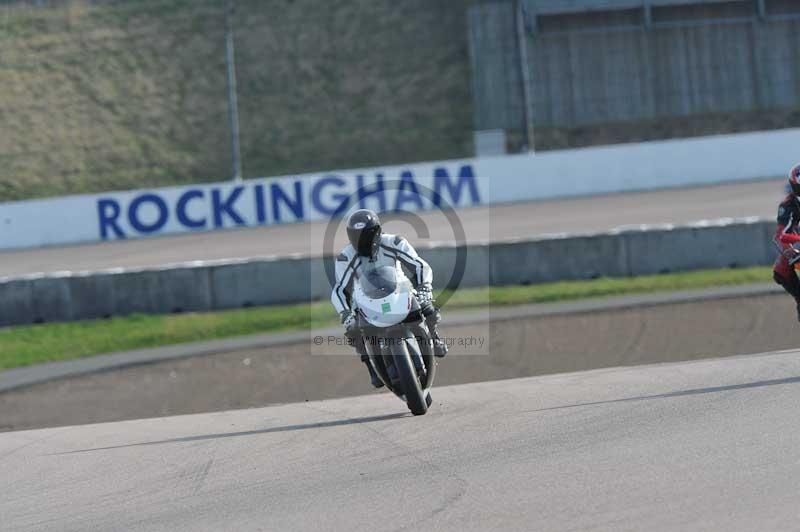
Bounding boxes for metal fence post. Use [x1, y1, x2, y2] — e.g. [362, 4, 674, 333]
[225, 0, 243, 181]
[515, 0, 536, 152]
[756, 0, 767, 20]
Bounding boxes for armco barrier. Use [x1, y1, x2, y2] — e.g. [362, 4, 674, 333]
[0, 219, 777, 326]
[210, 257, 323, 309]
[30, 276, 72, 323]
[624, 220, 773, 276]
[489, 233, 629, 285]
[68, 271, 116, 320]
[421, 244, 491, 289]
[0, 279, 33, 326]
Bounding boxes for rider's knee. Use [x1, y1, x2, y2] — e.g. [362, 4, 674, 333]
[423, 307, 441, 325]
[774, 270, 798, 287]
[420, 301, 439, 319]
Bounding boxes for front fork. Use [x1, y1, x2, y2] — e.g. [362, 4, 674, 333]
[361, 324, 428, 386]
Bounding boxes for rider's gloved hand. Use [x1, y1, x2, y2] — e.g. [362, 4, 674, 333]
[340, 310, 357, 333]
[416, 284, 447, 357]
[417, 285, 440, 322]
[417, 284, 434, 306]
[785, 245, 800, 265]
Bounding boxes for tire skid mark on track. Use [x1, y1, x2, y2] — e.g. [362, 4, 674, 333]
[300, 402, 469, 532]
[0, 428, 64, 466]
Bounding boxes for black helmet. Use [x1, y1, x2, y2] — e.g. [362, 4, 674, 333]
[790, 164, 800, 196]
[346, 209, 382, 257]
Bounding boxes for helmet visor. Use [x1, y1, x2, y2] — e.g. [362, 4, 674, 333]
[347, 225, 381, 256]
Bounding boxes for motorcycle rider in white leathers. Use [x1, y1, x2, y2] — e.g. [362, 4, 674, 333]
[331, 209, 448, 388]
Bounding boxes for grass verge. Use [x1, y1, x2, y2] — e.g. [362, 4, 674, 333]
[0, 266, 771, 370]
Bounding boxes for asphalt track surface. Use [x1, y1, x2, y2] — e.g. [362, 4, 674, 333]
[0, 179, 784, 277]
[3, 349, 800, 531]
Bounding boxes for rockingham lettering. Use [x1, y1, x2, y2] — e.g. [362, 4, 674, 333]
[96, 164, 481, 240]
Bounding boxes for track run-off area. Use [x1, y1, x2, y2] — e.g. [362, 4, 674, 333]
[2, 349, 800, 531]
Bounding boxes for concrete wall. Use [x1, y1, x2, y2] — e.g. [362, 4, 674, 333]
[0, 219, 776, 327]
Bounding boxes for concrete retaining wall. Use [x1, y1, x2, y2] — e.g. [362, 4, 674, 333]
[2, 129, 797, 252]
[0, 219, 777, 327]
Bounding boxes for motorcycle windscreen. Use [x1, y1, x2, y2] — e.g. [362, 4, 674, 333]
[355, 265, 412, 327]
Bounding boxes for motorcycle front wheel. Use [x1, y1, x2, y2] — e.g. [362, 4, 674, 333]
[390, 339, 427, 416]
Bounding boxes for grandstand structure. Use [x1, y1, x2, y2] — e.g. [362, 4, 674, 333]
[470, 0, 800, 148]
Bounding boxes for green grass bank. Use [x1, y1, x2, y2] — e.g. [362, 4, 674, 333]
[0, 266, 771, 371]
[1, 0, 474, 201]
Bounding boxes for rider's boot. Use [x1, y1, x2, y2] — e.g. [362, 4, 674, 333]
[350, 332, 383, 388]
[420, 302, 447, 358]
[773, 271, 800, 322]
[422, 307, 448, 358]
[429, 325, 448, 357]
[362, 355, 384, 388]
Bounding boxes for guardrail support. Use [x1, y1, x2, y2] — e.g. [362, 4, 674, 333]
[756, 0, 767, 20]
[516, 0, 536, 152]
[225, 0, 243, 182]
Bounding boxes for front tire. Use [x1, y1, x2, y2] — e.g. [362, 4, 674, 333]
[391, 340, 427, 416]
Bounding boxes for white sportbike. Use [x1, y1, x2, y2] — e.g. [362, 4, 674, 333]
[352, 263, 437, 415]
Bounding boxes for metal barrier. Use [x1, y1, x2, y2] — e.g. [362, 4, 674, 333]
[0, 219, 775, 326]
